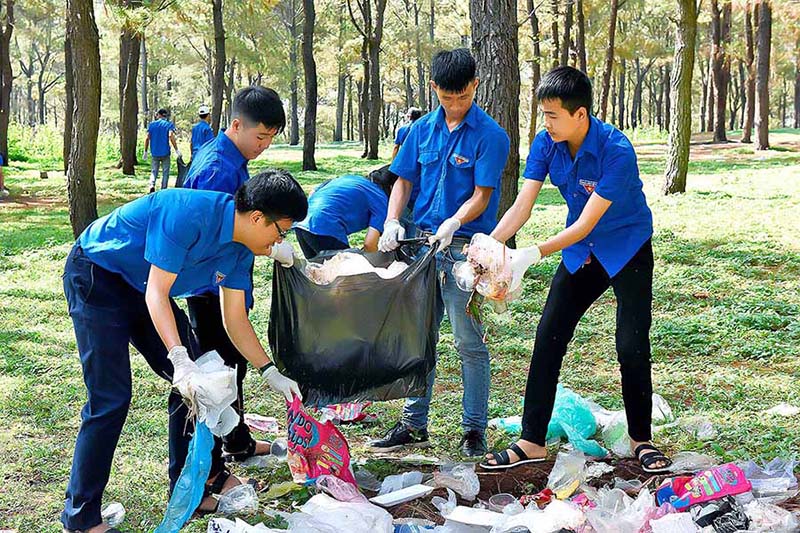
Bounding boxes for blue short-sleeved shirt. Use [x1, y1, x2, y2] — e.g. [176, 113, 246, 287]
[147, 119, 176, 157]
[191, 120, 215, 157]
[523, 115, 653, 277]
[78, 189, 254, 299]
[294, 174, 388, 244]
[389, 104, 510, 237]
[182, 132, 249, 195]
[394, 124, 411, 146]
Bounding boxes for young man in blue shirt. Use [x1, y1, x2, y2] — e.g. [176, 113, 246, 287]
[190, 104, 215, 159]
[143, 108, 181, 193]
[182, 86, 293, 464]
[373, 48, 511, 457]
[391, 107, 423, 161]
[60, 170, 308, 533]
[294, 165, 398, 257]
[481, 67, 671, 473]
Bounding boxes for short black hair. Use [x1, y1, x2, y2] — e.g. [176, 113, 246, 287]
[536, 66, 593, 115]
[431, 48, 476, 93]
[408, 107, 423, 121]
[367, 165, 399, 197]
[157, 108, 169, 117]
[231, 86, 286, 134]
[199, 113, 210, 119]
[235, 168, 308, 221]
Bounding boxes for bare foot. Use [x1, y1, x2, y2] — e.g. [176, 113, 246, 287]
[197, 471, 251, 513]
[254, 439, 271, 456]
[483, 439, 547, 466]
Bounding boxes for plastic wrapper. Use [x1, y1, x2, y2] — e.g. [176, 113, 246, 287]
[738, 456, 799, 503]
[547, 385, 608, 457]
[742, 499, 800, 532]
[305, 252, 409, 284]
[668, 451, 718, 473]
[648, 513, 699, 533]
[655, 463, 752, 510]
[286, 396, 357, 485]
[432, 488, 458, 516]
[286, 493, 394, 533]
[584, 487, 654, 533]
[316, 474, 368, 503]
[243, 414, 279, 434]
[318, 402, 374, 424]
[433, 463, 481, 501]
[216, 483, 258, 515]
[101, 502, 125, 528]
[546, 450, 587, 499]
[269, 246, 438, 405]
[651, 394, 674, 423]
[487, 416, 521, 434]
[378, 470, 424, 495]
[354, 468, 382, 492]
[690, 496, 749, 532]
[490, 499, 586, 533]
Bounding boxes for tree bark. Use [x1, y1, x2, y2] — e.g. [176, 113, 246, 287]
[140, 37, 148, 128]
[413, 0, 426, 109]
[741, 0, 755, 142]
[794, 33, 800, 129]
[575, 0, 586, 73]
[754, 0, 771, 150]
[560, 0, 572, 67]
[705, 53, 715, 132]
[366, 0, 388, 160]
[211, 0, 226, 135]
[301, 0, 317, 170]
[118, 2, 141, 175]
[664, 0, 698, 195]
[597, 0, 618, 121]
[0, 0, 14, 165]
[347, 75, 354, 141]
[527, 0, 541, 145]
[470, 0, 520, 246]
[63, 32, 73, 173]
[550, 0, 559, 68]
[334, 1, 346, 142]
[618, 58, 626, 130]
[66, 0, 100, 237]
[711, 0, 731, 142]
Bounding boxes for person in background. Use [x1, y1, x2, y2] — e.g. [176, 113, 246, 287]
[391, 107, 423, 161]
[143, 108, 181, 193]
[191, 104, 215, 160]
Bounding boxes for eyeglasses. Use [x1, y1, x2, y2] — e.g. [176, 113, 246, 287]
[269, 217, 290, 239]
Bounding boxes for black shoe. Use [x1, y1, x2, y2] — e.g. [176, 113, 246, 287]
[148, 186, 156, 194]
[368, 421, 430, 452]
[459, 429, 488, 457]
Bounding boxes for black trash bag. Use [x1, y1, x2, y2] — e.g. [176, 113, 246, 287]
[175, 155, 189, 188]
[268, 244, 438, 406]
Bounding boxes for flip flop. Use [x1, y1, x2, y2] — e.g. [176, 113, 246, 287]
[635, 443, 673, 473]
[479, 442, 546, 470]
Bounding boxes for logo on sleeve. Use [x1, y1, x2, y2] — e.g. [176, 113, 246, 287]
[578, 179, 598, 194]
[453, 154, 470, 166]
[214, 271, 226, 285]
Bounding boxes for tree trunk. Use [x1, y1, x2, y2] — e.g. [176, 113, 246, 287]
[754, 0, 771, 150]
[119, 7, 141, 176]
[140, 37, 148, 128]
[224, 57, 235, 128]
[211, 0, 226, 135]
[334, 1, 346, 142]
[705, 54, 715, 132]
[560, 0, 572, 67]
[664, 0, 698, 195]
[428, 0, 436, 110]
[0, 0, 14, 165]
[611, 70, 617, 124]
[290, 35, 300, 145]
[795, 33, 800, 129]
[597, 0, 618, 121]
[618, 58, 626, 130]
[527, 0, 541, 145]
[700, 57, 708, 129]
[347, 75, 354, 140]
[413, 0, 427, 109]
[66, 0, 100, 237]
[302, 0, 317, 170]
[550, 0, 559, 68]
[470, 0, 520, 246]
[356, 78, 365, 143]
[366, 0, 388, 160]
[711, 0, 731, 142]
[741, 0, 755, 142]
[664, 64, 671, 130]
[63, 33, 73, 173]
[575, 0, 586, 73]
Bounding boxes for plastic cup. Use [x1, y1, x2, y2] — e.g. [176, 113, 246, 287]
[270, 437, 288, 460]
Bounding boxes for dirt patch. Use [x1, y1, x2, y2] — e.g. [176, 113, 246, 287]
[0, 193, 64, 209]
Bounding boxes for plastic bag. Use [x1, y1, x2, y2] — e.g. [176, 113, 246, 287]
[378, 470, 424, 495]
[286, 493, 394, 533]
[487, 416, 522, 434]
[738, 456, 799, 503]
[690, 496, 750, 532]
[651, 394, 674, 424]
[668, 451, 717, 473]
[433, 463, 481, 501]
[154, 422, 214, 533]
[681, 416, 717, 441]
[547, 450, 587, 499]
[491, 499, 586, 533]
[354, 468, 382, 492]
[216, 483, 258, 515]
[432, 488, 458, 517]
[601, 411, 632, 457]
[742, 499, 800, 532]
[648, 513, 699, 533]
[269, 246, 438, 405]
[305, 252, 409, 284]
[547, 385, 608, 457]
[207, 517, 284, 533]
[316, 474, 368, 503]
[286, 396, 357, 485]
[101, 502, 125, 528]
[585, 487, 654, 533]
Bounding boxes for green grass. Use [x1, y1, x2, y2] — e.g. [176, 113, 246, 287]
[1, 131, 800, 531]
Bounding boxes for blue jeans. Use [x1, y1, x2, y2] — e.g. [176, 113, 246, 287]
[402, 244, 490, 433]
[61, 244, 198, 531]
[149, 154, 171, 190]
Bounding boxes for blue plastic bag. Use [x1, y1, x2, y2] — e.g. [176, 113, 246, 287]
[154, 422, 214, 533]
[547, 385, 608, 457]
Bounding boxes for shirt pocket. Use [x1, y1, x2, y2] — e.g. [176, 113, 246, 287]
[549, 169, 568, 187]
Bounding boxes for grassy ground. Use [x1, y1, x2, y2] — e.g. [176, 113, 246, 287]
[1, 130, 799, 531]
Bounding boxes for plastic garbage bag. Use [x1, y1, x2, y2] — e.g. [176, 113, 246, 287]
[585, 487, 654, 533]
[286, 396, 357, 485]
[668, 451, 718, 473]
[101, 502, 125, 528]
[433, 463, 481, 501]
[217, 483, 258, 515]
[154, 422, 214, 533]
[648, 512, 699, 533]
[378, 470, 424, 495]
[316, 474, 368, 503]
[738, 456, 799, 503]
[547, 385, 608, 457]
[269, 246, 438, 405]
[547, 450, 587, 499]
[491, 499, 586, 533]
[286, 493, 394, 533]
[742, 499, 800, 532]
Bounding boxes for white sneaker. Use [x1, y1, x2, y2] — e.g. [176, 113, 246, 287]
[0, 187, 9, 198]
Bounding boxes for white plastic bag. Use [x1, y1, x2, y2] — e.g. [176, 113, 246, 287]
[286, 493, 393, 533]
[546, 450, 587, 499]
[378, 470, 424, 495]
[433, 463, 481, 501]
[742, 499, 800, 532]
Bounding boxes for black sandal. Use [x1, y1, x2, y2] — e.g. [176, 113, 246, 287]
[634, 443, 673, 473]
[195, 468, 259, 516]
[223, 438, 271, 463]
[479, 442, 546, 470]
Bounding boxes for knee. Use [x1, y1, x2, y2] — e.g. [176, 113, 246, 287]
[616, 336, 651, 367]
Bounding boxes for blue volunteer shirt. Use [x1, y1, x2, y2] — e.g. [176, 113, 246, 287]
[147, 118, 176, 157]
[524, 115, 653, 277]
[294, 174, 388, 245]
[78, 189, 254, 299]
[394, 124, 411, 146]
[390, 104, 510, 237]
[191, 120, 215, 158]
[182, 132, 249, 195]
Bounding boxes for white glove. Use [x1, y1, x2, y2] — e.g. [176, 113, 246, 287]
[509, 245, 542, 292]
[262, 365, 302, 402]
[378, 219, 405, 252]
[167, 345, 200, 399]
[428, 217, 461, 252]
[175, 149, 183, 159]
[269, 240, 295, 267]
[142, 150, 149, 161]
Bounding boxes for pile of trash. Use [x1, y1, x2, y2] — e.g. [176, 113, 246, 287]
[305, 251, 408, 284]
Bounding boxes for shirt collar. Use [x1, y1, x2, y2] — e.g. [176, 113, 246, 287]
[434, 102, 479, 132]
[217, 131, 248, 168]
[219, 197, 236, 244]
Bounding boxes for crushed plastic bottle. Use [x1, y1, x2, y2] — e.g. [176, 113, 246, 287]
[101, 502, 125, 528]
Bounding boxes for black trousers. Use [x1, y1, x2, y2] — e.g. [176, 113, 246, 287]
[521, 239, 654, 445]
[186, 293, 257, 475]
[295, 227, 348, 260]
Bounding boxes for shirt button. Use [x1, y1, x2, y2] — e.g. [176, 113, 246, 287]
[589, 242, 594, 247]
[573, 193, 577, 197]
